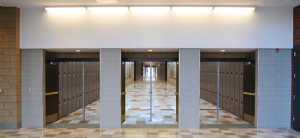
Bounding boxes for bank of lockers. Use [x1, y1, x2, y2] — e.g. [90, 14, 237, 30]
[58, 62, 100, 119]
[200, 62, 244, 119]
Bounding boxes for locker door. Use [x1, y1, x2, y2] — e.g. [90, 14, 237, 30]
[219, 62, 223, 108]
[72, 62, 76, 112]
[234, 88, 240, 116]
[58, 63, 63, 118]
[230, 62, 235, 114]
[62, 63, 68, 116]
[239, 62, 244, 118]
[97, 62, 100, 100]
[204, 63, 206, 101]
[92, 62, 95, 102]
[76, 62, 80, 110]
[79, 62, 83, 109]
[226, 62, 230, 110]
[85, 62, 89, 105]
[239, 88, 243, 118]
[222, 63, 226, 109]
[234, 63, 240, 116]
[67, 62, 72, 114]
[213, 63, 216, 105]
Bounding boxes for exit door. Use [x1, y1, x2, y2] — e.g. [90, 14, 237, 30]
[294, 47, 300, 131]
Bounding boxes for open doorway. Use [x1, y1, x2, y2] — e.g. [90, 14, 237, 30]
[44, 51, 100, 128]
[200, 52, 256, 128]
[121, 61, 178, 128]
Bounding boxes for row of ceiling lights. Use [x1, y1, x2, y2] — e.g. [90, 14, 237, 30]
[45, 7, 255, 12]
[75, 49, 227, 52]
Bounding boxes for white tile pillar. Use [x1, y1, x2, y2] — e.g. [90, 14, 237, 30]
[255, 49, 291, 128]
[100, 49, 121, 128]
[178, 48, 200, 128]
[21, 49, 45, 128]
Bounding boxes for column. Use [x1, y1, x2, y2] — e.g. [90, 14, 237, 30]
[178, 48, 200, 128]
[21, 50, 45, 128]
[255, 49, 291, 128]
[100, 49, 121, 128]
[0, 7, 21, 129]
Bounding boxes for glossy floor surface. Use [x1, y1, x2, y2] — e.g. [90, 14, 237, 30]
[1, 128, 299, 138]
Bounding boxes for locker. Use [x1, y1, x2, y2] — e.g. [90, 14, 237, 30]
[97, 62, 100, 100]
[72, 62, 76, 112]
[234, 87, 240, 116]
[76, 62, 80, 110]
[239, 88, 243, 119]
[234, 63, 240, 88]
[230, 62, 235, 88]
[230, 87, 235, 113]
[79, 62, 83, 109]
[58, 63, 63, 118]
[226, 62, 230, 86]
[226, 86, 230, 111]
[240, 62, 243, 89]
[88, 62, 92, 104]
[85, 62, 89, 105]
[92, 62, 95, 102]
[219, 63, 223, 108]
[62, 63, 68, 116]
[67, 62, 72, 114]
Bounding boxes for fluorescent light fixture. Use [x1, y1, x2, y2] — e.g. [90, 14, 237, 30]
[76, 50, 81, 52]
[45, 7, 86, 12]
[148, 50, 153, 52]
[214, 7, 255, 12]
[221, 50, 225, 52]
[87, 7, 128, 12]
[172, 7, 213, 12]
[129, 7, 170, 13]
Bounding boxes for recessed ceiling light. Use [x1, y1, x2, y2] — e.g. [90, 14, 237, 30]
[172, 7, 213, 12]
[45, 7, 86, 12]
[148, 50, 153, 52]
[87, 7, 128, 12]
[129, 7, 170, 13]
[76, 50, 81, 52]
[214, 7, 255, 12]
[221, 50, 225, 52]
[96, 0, 117, 3]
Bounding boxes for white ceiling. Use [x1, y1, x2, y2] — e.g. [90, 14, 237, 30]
[45, 48, 256, 53]
[0, 0, 300, 8]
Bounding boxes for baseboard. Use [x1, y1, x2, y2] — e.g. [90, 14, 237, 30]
[0, 122, 22, 129]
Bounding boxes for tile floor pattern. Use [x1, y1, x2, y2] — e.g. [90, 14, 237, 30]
[53, 100, 100, 124]
[0, 128, 299, 138]
[51, 71, 249, 125]
[124, 73, 177, 125]
[200, 99, 250, 125]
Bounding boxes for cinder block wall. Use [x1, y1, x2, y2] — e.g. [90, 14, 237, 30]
[256, 49, 291, 128]
[0, 7, 22, 129]
[178, 49, 200, 128]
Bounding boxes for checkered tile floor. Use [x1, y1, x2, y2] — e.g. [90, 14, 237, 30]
[52, 72, 248, 125]
[0, 128, 299, 138]
[53, 100, 100, 124]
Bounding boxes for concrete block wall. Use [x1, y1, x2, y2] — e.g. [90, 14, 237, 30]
[0, 7, 22, 129]
[21, 50, 45, 128]
[178, 49, 200, 128]
[255, 49, 291, 128]
[100, 49, 121, 128]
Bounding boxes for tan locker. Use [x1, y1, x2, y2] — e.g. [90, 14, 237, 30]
[234, 63, 240, 116]
[85, 62, 88, 106]
[62, 63, 68, 117]
[222, 62, 226, 109]
[67, 62, 72, 114]
[79, 62, 83, 108]
[230, 62, 235, 114]
[239, 62, 244, 118]
[58, 63, 63, 118]
[219, 62, 223, 108]
[76, 62, 80, 110]
[72, 62, 76, 112]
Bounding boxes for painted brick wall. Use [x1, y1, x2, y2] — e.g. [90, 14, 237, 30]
[256, 49, 291, 128]
[100, 49, 121, 128]
[178, 49, 200, 128]
[21, 50, 45, 127]
[0, 7, 21, 129]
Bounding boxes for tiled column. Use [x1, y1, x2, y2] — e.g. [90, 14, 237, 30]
[255, 49, 291, 128]
[100, 49, 121, 128]
[0, 7, 21, 129]
[178, 49, 200, 128]
[21, 50, 45, 127]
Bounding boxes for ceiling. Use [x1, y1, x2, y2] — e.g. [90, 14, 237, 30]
[0, 0, 300, 8]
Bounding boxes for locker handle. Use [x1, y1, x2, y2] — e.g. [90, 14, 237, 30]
[241, 101, 243, 105]
[59, 101, 60, 104]
[236, 72, 238, 76]
[231, 72, 233, 76]
[241, 72, 243, 77]
[236, 99, 238, 103]
[64, 72, 66, 76]
[73, 96, 74, 100]
[227, 96, 229, 99]
[231, 98, 233, 101]
[59, 72, 61, 76]
[64, 99, 65, 102]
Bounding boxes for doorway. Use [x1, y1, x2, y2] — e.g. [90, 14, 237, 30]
[121, 61, 178, 128]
